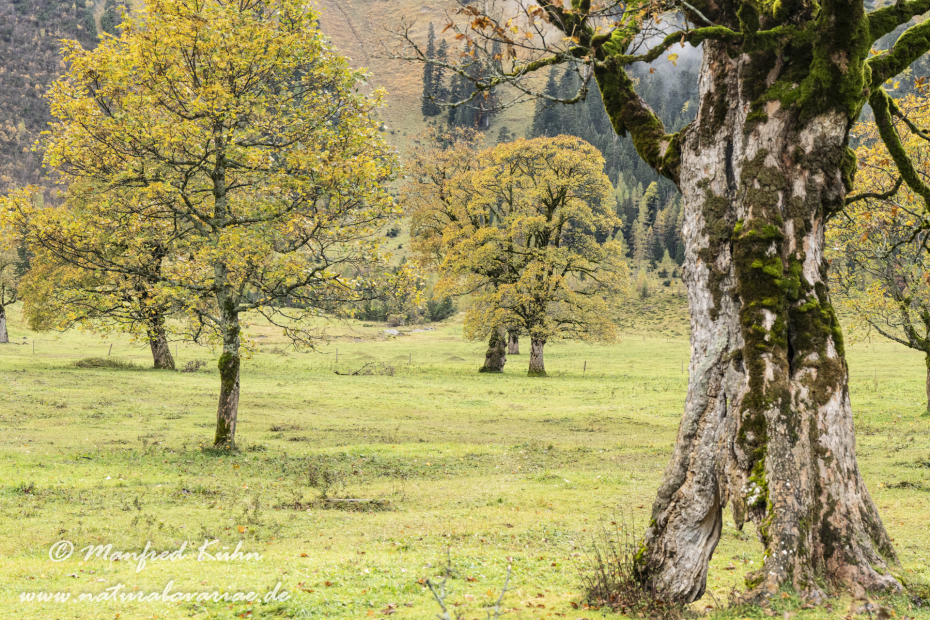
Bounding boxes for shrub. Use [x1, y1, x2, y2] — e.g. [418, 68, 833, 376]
[181, 360, 207, 373]
[425, 295, 457, 322]
[636, 272, 649, 299]
[579, 516, 684, 619]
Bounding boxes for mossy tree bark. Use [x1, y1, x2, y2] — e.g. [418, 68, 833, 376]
[0, 303, 8, 343]
[214, 282, 241, 448]
[508, 330, 520, 355]
[635, 37, 900, 601]
[479, 325, 507, 372]
[211, 143, 241, 449]
[528, 338, 546, 377]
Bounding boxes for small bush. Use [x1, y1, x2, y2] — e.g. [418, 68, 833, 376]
[579, 516, 684, 620]
[662, 279, 672, 287]
[181, 359, 207, 373]
[635, 272, 649, 299]
[306, 456, 347, 498]
[74, 357, 140, 370]
[14, 481, 36, 495]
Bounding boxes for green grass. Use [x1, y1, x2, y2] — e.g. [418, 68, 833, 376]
[0, 298, 928, 620]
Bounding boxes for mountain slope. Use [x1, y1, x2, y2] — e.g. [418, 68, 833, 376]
[0, 0, 99, 192]
[317, 0, 538, 145]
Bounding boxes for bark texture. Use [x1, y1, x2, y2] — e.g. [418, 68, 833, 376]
[147, 321, 174, 370]
[214, 346, 240, 448]
[528, 338, 546, 376]
[479, 326, 507, 372]
[636, 41, 898, 601]
[213, 275, 241, 447]
[0, 304, 8, 344]
[508, 331, 520, 355]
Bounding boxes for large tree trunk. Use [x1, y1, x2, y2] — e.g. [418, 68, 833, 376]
[479, 325, 507, 373]
[507, 330, 520, 355]
[213, 291, 241, 448]
[0, 304, 8, 344]
[146, 318, 174, 370]
[637, 42, 898, 602]
[527, 338, 546, 377]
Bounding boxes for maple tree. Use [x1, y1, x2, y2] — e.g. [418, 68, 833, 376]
[391, 0, 930, 600]
[406, 133, 626, 376]
[5, 186, 178, 369]
[402, 127, 511, 372]
[1, 0, 408, 447]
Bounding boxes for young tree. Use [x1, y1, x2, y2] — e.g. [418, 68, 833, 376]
[829, 89, 930, 410]
[21, 0, 405, 448]
[444, 136, 627, 376]
[6, 188, 178, 369]
[392, 0, 930, 599]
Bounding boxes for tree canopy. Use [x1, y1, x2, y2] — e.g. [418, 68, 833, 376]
[406, 132, 626, 376]
[1, 0, 411, 447]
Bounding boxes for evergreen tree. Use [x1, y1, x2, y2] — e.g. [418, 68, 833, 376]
[530, 70, 561, 137]
[496, 125, 513, 144]
[421, 23, 441, 117]
[433, 40, 449, 104]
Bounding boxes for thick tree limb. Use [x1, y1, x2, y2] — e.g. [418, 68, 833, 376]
[867, 17, 930, 87]
[867, 0, 930, 44]
[870, 88, 930, 206]
[593, 56, 682, 184]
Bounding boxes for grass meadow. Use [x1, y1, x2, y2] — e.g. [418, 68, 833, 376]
[0, 296, 928, 620]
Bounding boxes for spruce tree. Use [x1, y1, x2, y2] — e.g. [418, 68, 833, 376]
[421, 23, 440, 117]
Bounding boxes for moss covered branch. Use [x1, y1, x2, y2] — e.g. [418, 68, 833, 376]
[593, 55, 681, 184]
[870, 87, 930, 205]
[867, 0, 930, 44]
[867, 17, 930, 87]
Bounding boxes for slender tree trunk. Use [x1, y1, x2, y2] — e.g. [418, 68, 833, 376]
[146, 318, 174, 370]
[636, 42, 898, 602]
[925, 354, 930, 413]
[479, 325, 507, 372]
[527, 338, 546, 377]
[213, 287, 241, 448]
[507, 330, 519, 355]
[0, 303, 8, 344]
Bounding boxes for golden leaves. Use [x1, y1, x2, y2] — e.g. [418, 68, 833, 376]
[402, 132, 626, 346]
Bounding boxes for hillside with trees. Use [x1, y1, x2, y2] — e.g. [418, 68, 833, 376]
[0, 0, 102, 192]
